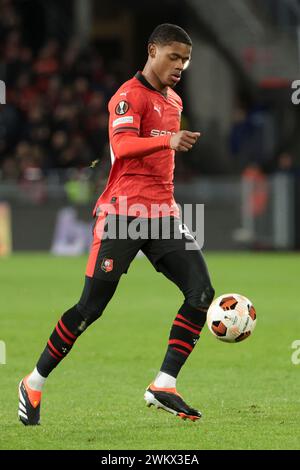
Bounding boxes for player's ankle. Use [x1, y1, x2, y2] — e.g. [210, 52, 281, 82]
[26, 367, 46, 392]
[153, 371, 176, 389]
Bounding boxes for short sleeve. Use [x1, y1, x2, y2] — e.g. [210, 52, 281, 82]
[109, 88, 146, 137]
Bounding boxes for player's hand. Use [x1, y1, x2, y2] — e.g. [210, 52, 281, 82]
[170, 130, 201, 152]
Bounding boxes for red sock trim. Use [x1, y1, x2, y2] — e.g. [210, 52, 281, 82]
[59, 319, 76, 340]
[169, 339, 193, 352]
[55, 325, 73, 345]
[47, 339, 63, 358]
[173, 347, 189, 356]
[48, 348, 61, 361]
[176, 313, 202, 330]
[173, 320, 201, 335]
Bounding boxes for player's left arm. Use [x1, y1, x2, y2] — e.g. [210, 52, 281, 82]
[109, 89, 171, 159]
[110, 89, 200, 159]
[109, 88, 145, 140]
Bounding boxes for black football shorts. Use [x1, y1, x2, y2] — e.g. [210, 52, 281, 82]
[85, 213, 200, 281]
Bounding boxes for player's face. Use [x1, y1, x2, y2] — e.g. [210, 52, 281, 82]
[151, 42, 192, 88]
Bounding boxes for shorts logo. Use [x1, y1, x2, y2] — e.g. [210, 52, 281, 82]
[101, 258, 114, 273]
[115, 101, 129, 115]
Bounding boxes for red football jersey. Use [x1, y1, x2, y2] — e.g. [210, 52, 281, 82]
[93, 71, 183, 218]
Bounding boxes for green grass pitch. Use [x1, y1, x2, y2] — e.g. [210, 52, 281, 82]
[0, 252, 300, 450]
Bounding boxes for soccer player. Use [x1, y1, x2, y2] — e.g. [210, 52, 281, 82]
[18, 24, 215, 425]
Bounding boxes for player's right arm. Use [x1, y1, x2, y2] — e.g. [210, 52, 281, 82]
[169, 130, 201, 152]
[112, 130, 201, 159]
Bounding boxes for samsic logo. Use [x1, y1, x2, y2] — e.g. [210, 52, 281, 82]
[150, 129, 176, 137]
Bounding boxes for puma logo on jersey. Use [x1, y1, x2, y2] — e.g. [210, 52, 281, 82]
[153, 105, 162, 116]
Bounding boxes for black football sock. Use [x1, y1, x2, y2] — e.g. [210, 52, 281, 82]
[35, 277, 119, 378]
[160, 301, 207, 379]
[36, 305, 85, 377]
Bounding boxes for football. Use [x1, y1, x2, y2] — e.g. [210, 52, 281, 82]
[207, 293, 257, 343]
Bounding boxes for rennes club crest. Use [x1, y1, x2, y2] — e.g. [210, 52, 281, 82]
[101, 258, 114, 273]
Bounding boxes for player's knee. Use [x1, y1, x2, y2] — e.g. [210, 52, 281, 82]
[202, 283, 215, 308]
[59, 304, 95, 337]
[186, 283, 215, 311]
[76, 302, 104, 330]
[75, 277, 117, 331]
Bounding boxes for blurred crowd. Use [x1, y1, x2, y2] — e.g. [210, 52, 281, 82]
[229, 97, 300, 177]
[0, 0, 117, 185]
[1, 0, 299, 194]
